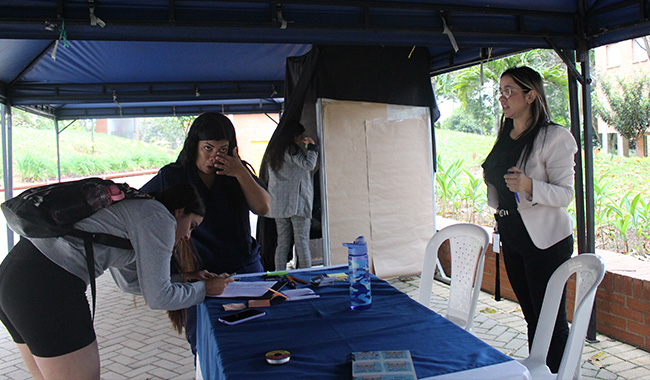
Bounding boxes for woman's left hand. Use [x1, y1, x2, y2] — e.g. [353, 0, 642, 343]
[215, 147, 247, 178]
[504, 167, 533, 194]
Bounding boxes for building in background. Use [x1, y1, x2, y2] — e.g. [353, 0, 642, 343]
[594, 36, 650, 157]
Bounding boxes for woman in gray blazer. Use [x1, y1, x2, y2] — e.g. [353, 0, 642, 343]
[482, 66, 578, 374]
[266, 121, 319, 270]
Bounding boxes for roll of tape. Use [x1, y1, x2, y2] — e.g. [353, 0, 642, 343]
[265, 350, 291, 365]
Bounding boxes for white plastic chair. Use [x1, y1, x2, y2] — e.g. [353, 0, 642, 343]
[418, 223, 490, 332]
[519, 253, 605, 380]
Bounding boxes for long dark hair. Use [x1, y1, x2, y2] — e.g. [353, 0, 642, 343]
[176, 112, 237, 168]
[496, 66, 552, 167]
[153, 182, 205, 217]
[266, 120, 306, 172]
[152, 182, 205, 335]
[176, 112, 257, 202]
[168, 239, 201, 335]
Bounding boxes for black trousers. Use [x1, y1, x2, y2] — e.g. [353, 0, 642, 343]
[497, 212, 572, 373]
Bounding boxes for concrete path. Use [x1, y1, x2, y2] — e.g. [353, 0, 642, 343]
[2, 272, 649, 379]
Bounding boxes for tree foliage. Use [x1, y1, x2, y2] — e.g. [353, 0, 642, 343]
[433, 49, 570, 135]
[137, 116, 194, 150]
[594, 73, 650, 149]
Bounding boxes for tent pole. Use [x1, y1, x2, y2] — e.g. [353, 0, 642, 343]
[315, 99, 330, 266]
[2, 102, 14, 251]
[566, 52, 587, 255]
[580, 57, 598, 342]
[55, 117, 61, 182]
[580, 58, 596, 255]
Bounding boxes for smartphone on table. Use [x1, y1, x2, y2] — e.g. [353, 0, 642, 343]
[218, 308, 266, 325]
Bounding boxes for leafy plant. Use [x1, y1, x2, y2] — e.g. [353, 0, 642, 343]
[435, 158, 464, 216]
[462, 170, 486, 223]
[593, 172, 614, 246]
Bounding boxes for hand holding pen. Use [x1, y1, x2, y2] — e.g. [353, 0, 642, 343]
[204, 274, 235, 296]
[504, 167, 532, 202]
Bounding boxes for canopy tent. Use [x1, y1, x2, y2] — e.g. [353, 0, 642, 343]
[2, 0, 650, 340]
[1, 0, 649, 119]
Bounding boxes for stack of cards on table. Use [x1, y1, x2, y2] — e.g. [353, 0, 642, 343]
[282, 288, 319, 301]
[351, 350, 416, 380]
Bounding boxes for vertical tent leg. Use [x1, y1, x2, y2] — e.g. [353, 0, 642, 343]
[552, 46, 599, 343]
[581, 58, 596, 256]
[580, 58, 598, 342]
[1, 103, 14, 251]
[55, 118, 61, 182]
[431, 113, 447, 285]
[567, 52, 587, 255]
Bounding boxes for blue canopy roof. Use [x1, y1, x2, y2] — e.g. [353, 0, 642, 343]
[1, 0, 649, 119]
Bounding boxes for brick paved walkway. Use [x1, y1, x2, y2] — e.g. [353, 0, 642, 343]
[1, 272, 649, 379]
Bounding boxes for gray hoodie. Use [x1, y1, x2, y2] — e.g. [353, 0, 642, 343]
[30, 199, 206, 310]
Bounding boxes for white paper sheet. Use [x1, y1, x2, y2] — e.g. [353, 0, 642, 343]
[207, 281, 277, 298]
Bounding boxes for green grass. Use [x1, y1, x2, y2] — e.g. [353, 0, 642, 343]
[593, 153, 650, 196]
[434, 127, 650, 258]
[435, 129, 496, 172]
[4, 127, 178, 183]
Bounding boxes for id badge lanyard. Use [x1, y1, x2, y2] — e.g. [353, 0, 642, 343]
[493, 226, 502, 301]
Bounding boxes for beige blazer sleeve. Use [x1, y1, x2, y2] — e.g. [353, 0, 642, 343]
[515, 124, 578, 249]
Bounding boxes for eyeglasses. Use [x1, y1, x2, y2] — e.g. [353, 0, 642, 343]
[498, 86, 530, 99]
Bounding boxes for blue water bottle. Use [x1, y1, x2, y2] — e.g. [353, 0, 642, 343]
[344, 236, 371, 310]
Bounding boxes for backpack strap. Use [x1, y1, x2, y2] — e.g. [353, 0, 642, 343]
[68, 229, 133, 320]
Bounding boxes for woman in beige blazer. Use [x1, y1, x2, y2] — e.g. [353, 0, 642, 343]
[482, 66, 578, 374]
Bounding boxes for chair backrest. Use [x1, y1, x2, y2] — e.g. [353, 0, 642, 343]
[418, 223, 490, 332]
[520, 253, 605, 380]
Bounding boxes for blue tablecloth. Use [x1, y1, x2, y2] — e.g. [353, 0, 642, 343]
[197, 267, 512, 380]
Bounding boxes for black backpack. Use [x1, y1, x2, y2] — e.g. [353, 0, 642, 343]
[1, 177, 150, 318]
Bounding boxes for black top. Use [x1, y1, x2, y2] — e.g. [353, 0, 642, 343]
[482, 125, 529, 211]
[141, 164, 261, 274]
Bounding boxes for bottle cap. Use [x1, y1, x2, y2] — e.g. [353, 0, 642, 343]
[343, 236, 367, 253]
[343, 235, 366, 247]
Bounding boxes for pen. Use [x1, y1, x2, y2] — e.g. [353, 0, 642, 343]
[507, 170, 520, 203]
[265, 287, 288, 300]
[286, 274, 308, 284]
[285, 275, 298, 286]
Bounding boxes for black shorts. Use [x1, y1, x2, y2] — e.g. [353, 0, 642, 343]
[0, 238, 96, 357]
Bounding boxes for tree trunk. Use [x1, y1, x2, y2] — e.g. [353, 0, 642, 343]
[636, 133, 646, 157]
